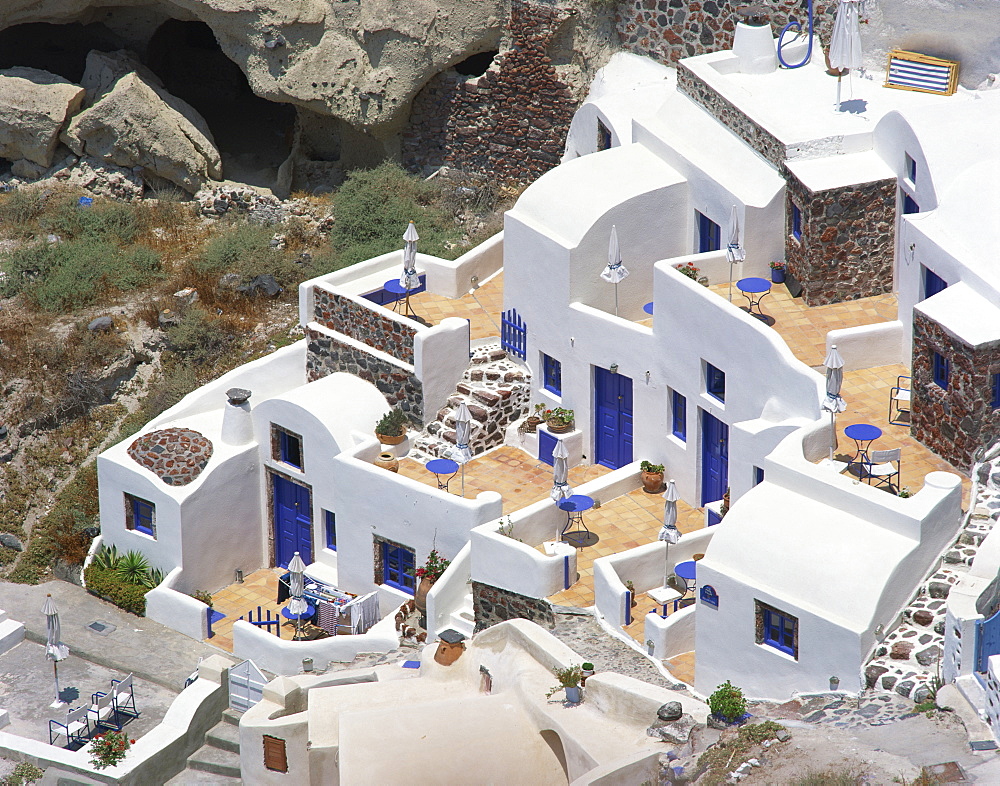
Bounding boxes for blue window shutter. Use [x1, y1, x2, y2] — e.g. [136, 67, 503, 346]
[923, 266, 947, 299]
[542, 354, 562, 395]
[325, 511, 337, 551]
[672, 391, 687, 441]
[707, 364, 726, 402]
[791, 204, 802, 240]
[903, 193, 920, 214]
[933, 352, 949, 390]
[992, 374, 1000, 409]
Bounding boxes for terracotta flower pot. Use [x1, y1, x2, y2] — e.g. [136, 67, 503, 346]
[641, 471, 664, 493]
[374, 452, 399, 472]
[547, 420, 573, 434]
[376, 431, 406, 445]
[415, 575, 435, 616]
[524, 416, 542, 433]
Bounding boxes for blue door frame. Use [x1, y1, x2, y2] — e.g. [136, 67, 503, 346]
[272, 474, 313, 569]
[701, 410, 729, 505]
[594, 367, 633, 470]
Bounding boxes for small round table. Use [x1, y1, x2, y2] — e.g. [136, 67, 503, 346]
[281, 603, 316, 640]
[643, 301, 654, 315]
[736, 277, 773, 323]
[844, 423, 882, 474]
[426, 458, 459, 492]
[558, 495, 598, 547]
[383, 278, 417, 318]
[674, 560, 697, 593]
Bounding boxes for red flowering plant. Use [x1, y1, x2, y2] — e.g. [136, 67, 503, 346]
[414, 549, 451, 583]
[677, 262, 700, 281]
[89, 730, 134, 770]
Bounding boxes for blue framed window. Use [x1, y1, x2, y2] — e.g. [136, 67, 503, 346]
[923, 266, 947, 299]
[791, 203, 802, 241]
[125, 494, 155, 537]
[382, 541, 416, 594]
[706, 363, 726, 402]
[753, 466, 764, 486]
[696, 211, 721, 253]
[902, 192, 920, 215]
[672, 390, 687, 441]
[325, 510, 337, 551]
[905, 153, 917, 183]
[542, 354, 562, 396]
[597, 119, 612, 151]
[759, 602, 798, 658]
[276, 427, 303, 470]
[992, 373, 1000, 410]
[932, 352, 949, 390]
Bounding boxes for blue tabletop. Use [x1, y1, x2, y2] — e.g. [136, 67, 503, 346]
[737, 277, 771, 294]
[558, 494, 595, 513]
[426, 458, 459, 474]
[675, 560, 697, 580]
[281, 603, 315, 620]
[643, 301, 654, 315]
[383, 278, 408, 295]
[844, 423, 882, 442]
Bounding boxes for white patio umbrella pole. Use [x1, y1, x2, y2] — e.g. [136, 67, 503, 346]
[43, 593, 69, 708]
[287, 552, 308, 641]
[601, 225, 629, 317]
[400, 221, 420, 315]
[823, 344, 846, 462]
[549, 441, 574, 542]
[453, 403, 473, 498]
[658, 480, 680, 589]
[828, 0, 865, 111]
[726, 205, 744, 303]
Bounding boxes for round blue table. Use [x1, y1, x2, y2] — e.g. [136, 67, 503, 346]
[736, 277, 773, 321]
[383, 278, 417, 318]
[674, 560, 697, 593]
[643, 301, 654, 315]
[426, 458, 459, 491]
[844, 423, 882, 470]
[558, 495, 597, 547]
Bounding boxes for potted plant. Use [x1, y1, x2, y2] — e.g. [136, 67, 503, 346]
[544, 407, 575, 434]
[640, 460, 665, 493]
[375, 407, 408, 445]
[581, 662, 595, 686]
[523, 403, 545, 434]
[708, 680, 750, 725]
[414, 548, 451, 618]
[548, 665, 584, 703]
[677, 262, 700, 281]
[625, 579, 637, 607]
[769, 260, 786, 284]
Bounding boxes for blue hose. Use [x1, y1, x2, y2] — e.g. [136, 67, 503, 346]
[777, 0, 814, 69]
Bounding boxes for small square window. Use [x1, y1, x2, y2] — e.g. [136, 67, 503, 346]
[753, 466, 764, 486]
[902, 192, 920, 215]
[923, 266, 947, 299]
[791, 203, 802, 241]
[696, 211, 721, 253]
[273, 426, 303, 470]
[125, 493, 155, 538]
[905, 153, 917, 183]
[756, 600, 798, 658]
[379, 539, 416, 594]
[706, 363, 726, 402]
[542, 353, 562, 396]
[325, 510, 337, 551]
[932, 352, 949, 390]
[597, 118, 612, 151]
[991, 374, 1000, 410]
[672, 390, 687, 441]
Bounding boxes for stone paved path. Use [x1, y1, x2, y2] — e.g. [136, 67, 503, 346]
[754, 691, 923, 731]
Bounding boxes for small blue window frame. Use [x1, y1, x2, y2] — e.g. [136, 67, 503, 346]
[932, 352, 949, 390]
[762, 606, 797, 657]
[278, 429, 303, 470]
[382, 541, 416, 594]
[542, 353, 562, 396]
[791, 203, 802, 241]
[753, 466, 764, 486]
[923, 266, 947, 299]
[672, 390, 687, 441]
[128, 494, 155, 537]
[597, 118, 612, 151]
[902, 192, 920, 215]
[905, 153, 917, 183]
[992, 373, 1000, 410]
[696, 211, 721, 253]
[706, 363, 726, 403]
[325, 510, 337, 551]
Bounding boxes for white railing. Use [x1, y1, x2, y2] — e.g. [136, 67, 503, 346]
[426, 542, 471, 639]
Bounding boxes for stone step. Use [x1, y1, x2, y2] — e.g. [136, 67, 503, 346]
[445, 615, 475, 640]
[165, 768, 242, 785]
[221, 708, 242, 727]
[206, 720, 241, 754]
[187, 743, 242, 778]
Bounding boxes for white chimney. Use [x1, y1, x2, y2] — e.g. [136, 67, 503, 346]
[221, 388, 253, 446]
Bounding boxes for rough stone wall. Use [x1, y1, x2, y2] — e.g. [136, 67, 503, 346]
[312, 287, 416, 365]
[402, 0, 579, 181]
[306, 329, 423, 426]
[473, 580, 555, 632]
[912, 312, 1000, 470]
[617, 0, 835, 67]
[784, 174, 895, 306]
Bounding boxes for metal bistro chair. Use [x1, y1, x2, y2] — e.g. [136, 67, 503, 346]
[49, 705, 92, 747]
[89, 688, 122, 732]
[862, 448, 902, 494]
[111, 673, 139, 722]
[889, 375, 911, 425]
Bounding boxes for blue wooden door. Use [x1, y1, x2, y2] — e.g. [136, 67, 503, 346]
[976, 607, 1000, 672]
[701, 410, 729, 505]
[273, 475, 312, 569]
[594, 367, 633, 470]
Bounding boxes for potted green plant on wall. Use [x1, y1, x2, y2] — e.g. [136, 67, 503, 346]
[544, 407, 575, 434]
[375, 407, 408, 445]
[640, 460, 665, 493]
[548, 665, 584, 703]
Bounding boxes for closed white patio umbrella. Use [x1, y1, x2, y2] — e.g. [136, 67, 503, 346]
[726, 205, 745, 303]
[549, 440, 573, 503]
[399, 221, 420, 290]
[822, 344, 847, 461]
[829, 0, 867, 110]
[601, 225, 629, 316]
[287, 551, 308, 639]
[658, 480, 681, 588]
[452, 402, 473, 497]
[43, 594, 69, 708]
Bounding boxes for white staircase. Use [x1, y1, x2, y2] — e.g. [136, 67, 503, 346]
[445, 594, 475, 639]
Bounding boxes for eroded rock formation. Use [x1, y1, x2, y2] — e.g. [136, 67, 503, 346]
[0, 68, 84, 168]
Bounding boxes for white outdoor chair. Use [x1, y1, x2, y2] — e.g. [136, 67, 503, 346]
[111, 673, 138, 720]
[889, 375, 911, 425]
[88, 688, 121, 731]
[49, 705, 91, 747]
[863, 448, 902, 494]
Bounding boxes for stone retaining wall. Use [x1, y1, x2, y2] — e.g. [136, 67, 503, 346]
[402, 0, 579, 182]
[912, 312, 1000, 470]
[784, 174, 895, 306]
[313, 286, 416, 365]
[306, 329, 424, 426]
[472, 580, 555, 632]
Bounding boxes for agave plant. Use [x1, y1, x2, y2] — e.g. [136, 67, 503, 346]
[115, 551, 152, 586]
[146, 567, 165, 590]
[92, 545, 120, 571]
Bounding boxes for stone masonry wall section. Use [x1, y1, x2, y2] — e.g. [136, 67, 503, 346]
[784, 174, 895, 306]
[313, 286, 416, 365]
[402, 0, 579, 182]
[306, 329, 424, 426]
[912, 312, 1000, 470]
[473, 580, 555, 633]
[618, 0, 835, 68]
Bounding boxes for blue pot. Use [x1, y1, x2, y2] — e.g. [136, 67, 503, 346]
[771, 267, 786, 284]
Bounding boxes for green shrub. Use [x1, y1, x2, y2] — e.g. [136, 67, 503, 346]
[3, 761, 45, 785]
[44, 197, 145, 244]
[166, 308, 235, 364]
[191, 223, 275, 276]
[84, 564, 148, 616]
[708, 680, 747, 722]
[0, 189, 46, 226]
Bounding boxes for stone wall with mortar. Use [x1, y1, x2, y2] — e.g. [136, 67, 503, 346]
[472, 580, 555, 632]
[306, 329, 424, 426]
[911, 312, 1000, 470]
[312, 286, 416, 365]
[617, 0, 835, 67]
[402, 0, 579, 182]
[784, 174, 895, 306]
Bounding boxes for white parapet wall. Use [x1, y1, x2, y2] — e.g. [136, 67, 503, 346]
[422, 231, 504, 299]
[425, 542, 471, 639]
[826, 320, 905, 372]
[669, 249, 739, 287]
[145, 567, 210, 641]
[646, 605, 696, 663]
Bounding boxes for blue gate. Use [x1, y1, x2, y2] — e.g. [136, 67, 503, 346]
[501, 308, 527, 360]
[701, 410, 729, 505]
[594, 367, 633, 470]
[273, 474, 313, 569]
[976, 607, 1000, 672]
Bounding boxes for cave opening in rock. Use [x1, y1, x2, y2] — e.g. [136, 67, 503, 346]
[146, 19, 295, 188]
[454, 51, 499, 77]
[0, 22, 125, 83]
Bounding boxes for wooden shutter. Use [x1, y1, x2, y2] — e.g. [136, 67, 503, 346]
[263, 735, 288, 773]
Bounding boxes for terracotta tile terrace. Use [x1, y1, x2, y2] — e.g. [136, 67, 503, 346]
[406, 271, 504, 340]
[205, 567, 287, 653]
